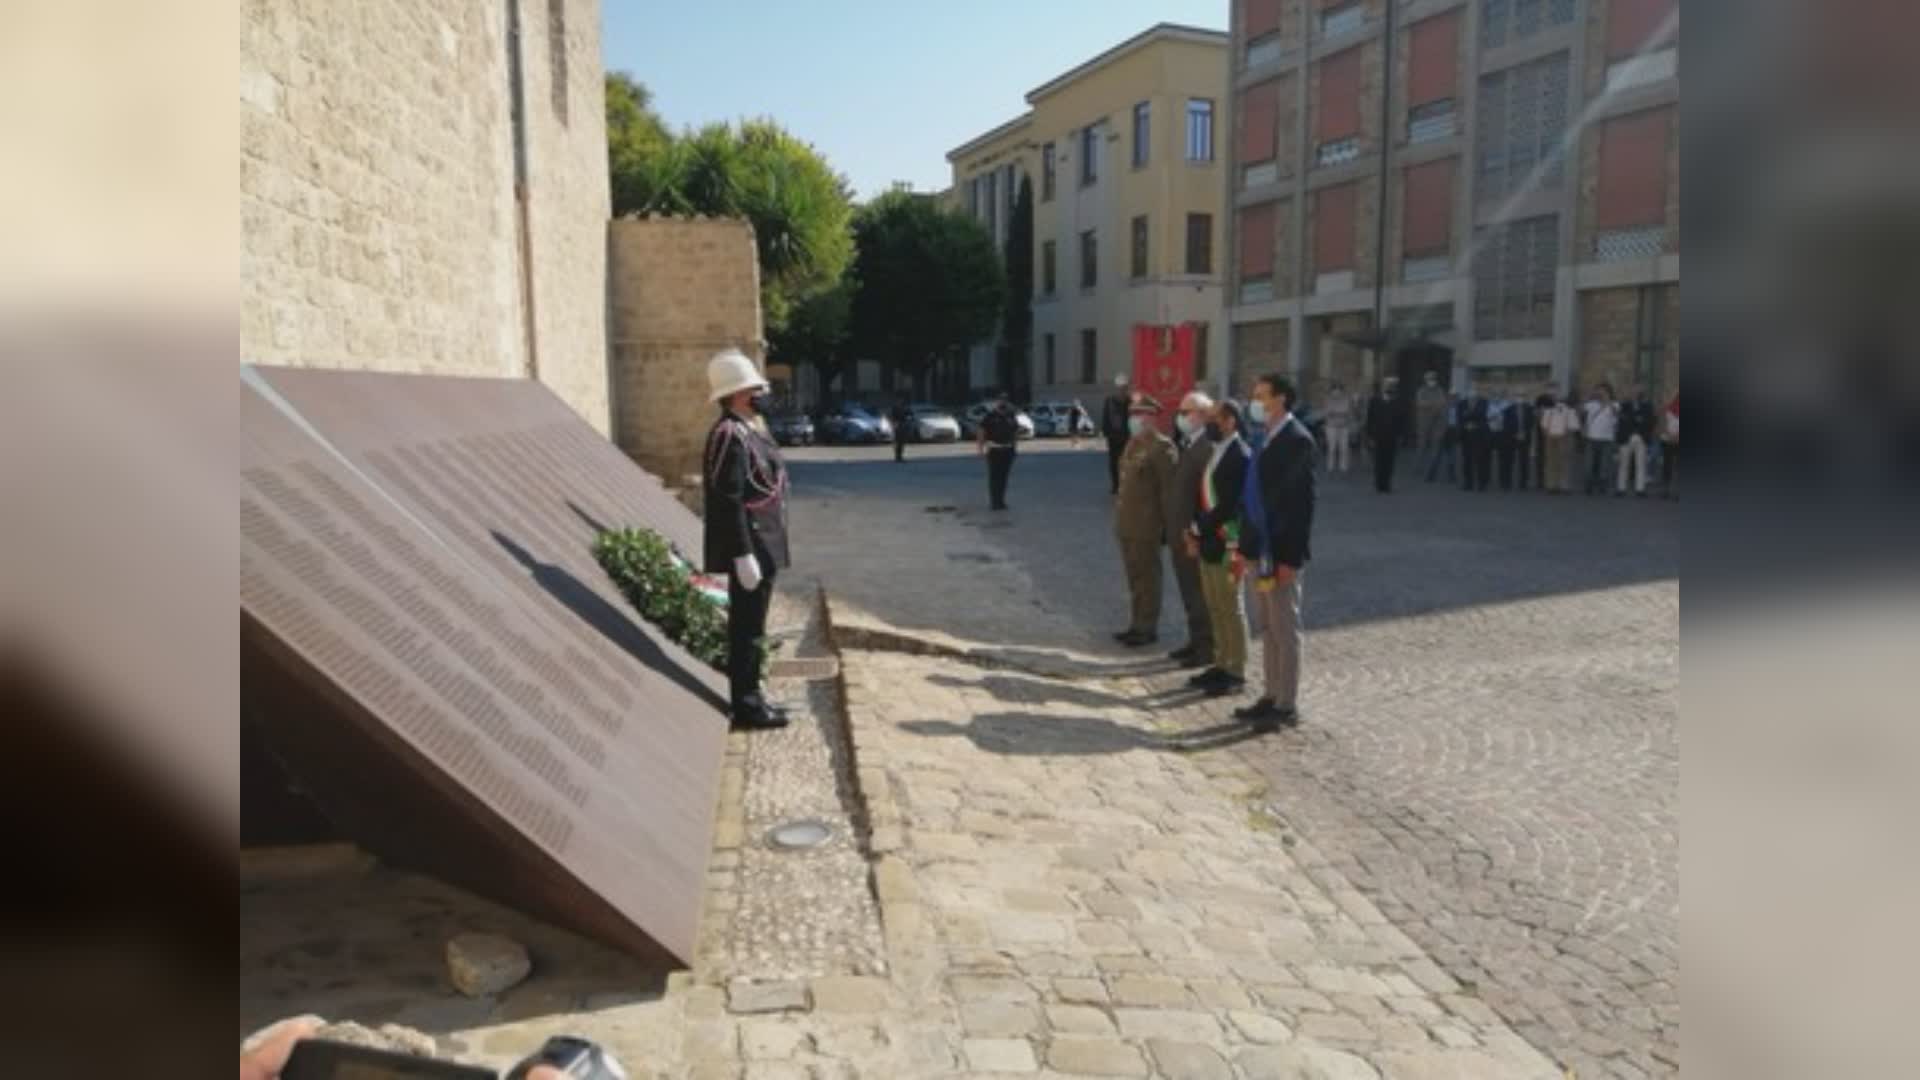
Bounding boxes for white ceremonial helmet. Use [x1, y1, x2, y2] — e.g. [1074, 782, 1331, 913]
[707, 347, 769, 402]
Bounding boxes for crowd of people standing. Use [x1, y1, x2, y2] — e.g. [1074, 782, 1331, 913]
[1318, 374, 1679, 500]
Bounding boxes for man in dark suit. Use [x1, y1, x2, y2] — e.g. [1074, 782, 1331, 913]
[1164, 391, 1218, 668]
[890, 395, 912, 463]
[1461, 387, 1492, 492]
[1183, 399, 1253, 697]
[702, 348, 792, 731]
[1233, 373, 1316, 732]
[1365, 376, 1408, 493]
[1101, 373, 1133, 495]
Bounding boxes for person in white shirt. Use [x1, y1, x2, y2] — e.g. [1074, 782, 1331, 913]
[1538, 390, 1580, 494]
[1320, 381, 1354, 474]
[1581, 383, 1620, 496]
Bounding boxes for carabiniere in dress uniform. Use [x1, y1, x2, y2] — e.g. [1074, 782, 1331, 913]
[701, 348, 792, 731]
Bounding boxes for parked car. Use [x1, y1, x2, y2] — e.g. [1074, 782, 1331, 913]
[960, 402, 1035, 441]
[768, 411, 815, 447]
[820, 404, 894, 445]
[904, 404, 962, 442]
[1029, 401, 1096, 438]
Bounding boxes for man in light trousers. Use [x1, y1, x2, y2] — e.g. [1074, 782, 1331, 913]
[1233, 373, 1317, 732]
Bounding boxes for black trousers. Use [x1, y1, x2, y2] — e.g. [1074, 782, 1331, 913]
[1466, 436, 1493, 491]
[1373, 439, 1398, 492]
[893, 433, 906, 462]
[727, 551, 775, 720]
[1106, 436, 1127, 493]
[1495, 438, 1516, 490]
[987, 447, 1016, 508]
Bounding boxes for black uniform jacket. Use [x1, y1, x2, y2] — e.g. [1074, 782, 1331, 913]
[703, 409, 791, 574]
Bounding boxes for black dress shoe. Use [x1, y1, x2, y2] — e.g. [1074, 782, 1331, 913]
[730, 710, 790, 731]
[1169, 645, 1197, 662]
[1119, 631, 1158, 648]
[1113, 629, 1138, 643]
[1252, 704, 1300, 732]
[1203, 674, 1246, 698]
[1187, 667, 1228, 689]
[1233, 697, 1277, 721]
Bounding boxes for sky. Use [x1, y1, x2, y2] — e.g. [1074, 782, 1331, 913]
[603, 0, 1229, 201]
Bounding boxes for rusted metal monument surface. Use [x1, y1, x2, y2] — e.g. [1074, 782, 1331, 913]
[240, 366, 727, 966]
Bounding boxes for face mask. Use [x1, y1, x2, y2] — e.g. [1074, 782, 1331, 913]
[1248, 400, 1269, 425]
[1127, 417, 1147, 437]
[1175, 414, 1197, 437]
[748, 392, 771, 415]
[1204, 422, 1224, 442]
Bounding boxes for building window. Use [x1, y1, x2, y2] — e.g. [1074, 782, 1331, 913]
[1475, 51, 1571, 202]
[1594, 106, 1672, 260]
[967, 179, 980, 218]
[1480, 0, 1577, 51]
[1408, 99, 1457, 144]
[1472, 214, 1559, 340]
[1319, 1, 1364, 39]
[1131, 216, 1149, 279]
[1132, 102, 1151, 167]
[1080, 328, 1098, 383]
[1042, 142, 1056, 201]
[1633, 284, 1669, 393]
[1186, 213, 1213, 274]
[1042, 240, 1057, 295]
[985, 170, 999, 236]
[1193, 322, 1211, 382]
[1044, 332, 1057, 385]
[1080, 230, 1098, 288]
[1081, 125, 1099, 186]
[1186, 99, 1215, 161]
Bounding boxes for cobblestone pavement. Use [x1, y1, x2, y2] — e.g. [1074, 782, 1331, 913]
[786, 445, 1678, 1079]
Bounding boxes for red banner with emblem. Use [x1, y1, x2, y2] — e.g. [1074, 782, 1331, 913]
[1131, 323, 1197, 435]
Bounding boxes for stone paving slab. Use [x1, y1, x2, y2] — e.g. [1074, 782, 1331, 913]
[833, 641, 1563, 1079]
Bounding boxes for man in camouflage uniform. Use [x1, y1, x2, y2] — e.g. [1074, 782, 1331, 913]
[1112, 394, 1177, 648]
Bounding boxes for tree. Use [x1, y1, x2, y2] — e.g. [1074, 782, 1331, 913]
[1002, 175, 1034, 397]
[767, 275, 855, 396]
[848, 192, 1005, 396]
[603, 76, 855, 336]
[604, 73, 669, 214]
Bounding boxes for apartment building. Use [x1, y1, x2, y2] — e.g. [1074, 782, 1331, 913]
[1223, 0, 1678, 403]
[947, 24, 1231, 403]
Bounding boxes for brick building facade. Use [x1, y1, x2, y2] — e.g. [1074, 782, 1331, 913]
[1224, 0, 1680, 407]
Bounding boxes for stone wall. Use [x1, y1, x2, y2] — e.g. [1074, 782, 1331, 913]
[608, 216, 764, 491]
[240, 0, 612, 434]
[1233, 318, 1291, 397]
[1576, 283, 1678, 398]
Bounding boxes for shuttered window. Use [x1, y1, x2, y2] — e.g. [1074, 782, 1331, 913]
[1402, 159, 1455, 256]
[1240, 80, 1280, 164]
[1607, 0, 1676, 59]
[1595, 107, 1671, 229]
[1186, 213, 1213, 274]
[1315, 47, 1363, 143]
[1242, 0, 1283, 41]
[1407, 11, 1460, 108]
[1481, 0, 1576, 51]
[1239, 202, 1277, 279]
[1314, 183, 1358, 272]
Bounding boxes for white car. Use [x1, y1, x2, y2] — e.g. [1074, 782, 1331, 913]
[905, 405, 962, 442]
[962, 402, 1035, 440]
[1030, 401, 1095, 438]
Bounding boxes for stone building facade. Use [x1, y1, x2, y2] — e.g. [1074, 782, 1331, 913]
[1224, 0, 1681, 407]
[608, 216, 765, 491]
[240, 0, 614, 434]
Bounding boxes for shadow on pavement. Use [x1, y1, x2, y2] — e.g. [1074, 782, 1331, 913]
[926, 672, 1139, 711]
[899, 713, 1162, 757]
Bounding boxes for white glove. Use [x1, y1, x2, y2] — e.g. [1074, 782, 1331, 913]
[733, 554, 763, 591]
